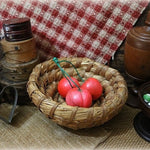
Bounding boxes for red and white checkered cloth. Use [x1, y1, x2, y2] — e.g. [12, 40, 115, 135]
[0, 0, 149, 64]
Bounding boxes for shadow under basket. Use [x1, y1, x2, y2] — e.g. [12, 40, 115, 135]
[27, 57, 128, 130]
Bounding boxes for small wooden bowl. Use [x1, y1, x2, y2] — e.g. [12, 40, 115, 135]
[27, 57, 128, 130]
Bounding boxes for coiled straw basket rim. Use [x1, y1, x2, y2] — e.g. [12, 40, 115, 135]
[27, 57, 128, 130]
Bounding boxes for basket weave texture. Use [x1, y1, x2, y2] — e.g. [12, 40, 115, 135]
[27, 57, 128, 130]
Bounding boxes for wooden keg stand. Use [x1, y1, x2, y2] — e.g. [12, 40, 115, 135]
[0, 18, 39, 106]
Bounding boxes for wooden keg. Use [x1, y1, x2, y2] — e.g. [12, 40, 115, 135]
[0, 17, 39, 105]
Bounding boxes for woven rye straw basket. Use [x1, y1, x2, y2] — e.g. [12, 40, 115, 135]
[27, 57, 128, 130]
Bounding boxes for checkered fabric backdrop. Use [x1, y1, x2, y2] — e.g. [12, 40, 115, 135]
[0, 0, 149, 64]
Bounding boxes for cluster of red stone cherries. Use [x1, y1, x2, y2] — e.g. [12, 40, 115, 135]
[58, 77, 103, 108]
[53, 57, 103, 108]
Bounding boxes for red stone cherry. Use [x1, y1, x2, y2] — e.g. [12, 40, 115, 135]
[81, 77, 103, 100]
[58, 77, 80, 98]
[66, 88, 92, 108]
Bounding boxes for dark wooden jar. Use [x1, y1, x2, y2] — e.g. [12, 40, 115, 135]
[124, 11, 150, 82]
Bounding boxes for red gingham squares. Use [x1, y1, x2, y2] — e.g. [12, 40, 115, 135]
[0, 0, 149, 64]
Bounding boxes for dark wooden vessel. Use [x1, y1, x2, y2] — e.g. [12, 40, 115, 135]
[124, 11, 150, 82]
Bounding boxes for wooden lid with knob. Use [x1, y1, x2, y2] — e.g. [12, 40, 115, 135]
[126, 11, 150, 50]
[3, 17, 33, 42]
